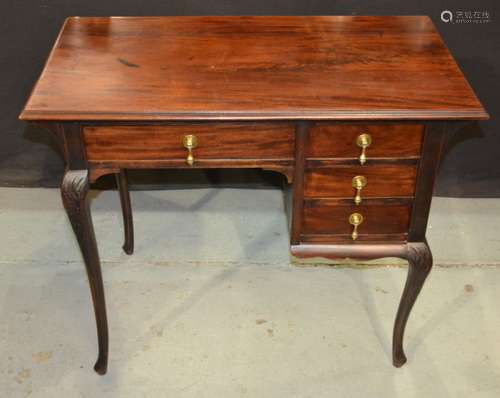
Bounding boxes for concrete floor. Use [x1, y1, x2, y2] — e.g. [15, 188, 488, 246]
[1, 187, 500, 397]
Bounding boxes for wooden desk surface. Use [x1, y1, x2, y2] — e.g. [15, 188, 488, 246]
[20, 16, 487, 121]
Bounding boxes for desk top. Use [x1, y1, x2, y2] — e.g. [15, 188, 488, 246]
[20, 16, 488, 121]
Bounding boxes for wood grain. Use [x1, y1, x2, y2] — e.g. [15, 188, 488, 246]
[306, 158, 419, 167]
[304, 165, 418, 198]
[83, 123, 295, 161]
[291, 242, 409, 260]
[302, 199, 411, 236]
[306, 123, 424, 159]
[408, 123, 447, 241]
[300, 233, 408, 243]
[291, 123, 309, 244]
[20, 16, 488, 121]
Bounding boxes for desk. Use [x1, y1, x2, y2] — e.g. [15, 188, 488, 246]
[20, 16, 488, 375]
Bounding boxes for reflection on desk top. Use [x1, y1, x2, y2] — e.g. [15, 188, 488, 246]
[20, 16, 488, 122]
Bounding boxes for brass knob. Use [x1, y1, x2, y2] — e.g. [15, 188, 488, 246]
[182, 134, 198, 166]
[352, 175, 367, 205]
[349, 213, 363, 240]
[356, 133, 372, 165]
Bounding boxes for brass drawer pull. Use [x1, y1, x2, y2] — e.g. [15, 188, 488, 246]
[356, 133, 372, 165]
[352, 175, 367, 205]
[182, 134, 198, 166]
[349, 212, 363, 240]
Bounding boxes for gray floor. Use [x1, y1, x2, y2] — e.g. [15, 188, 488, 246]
[1, 187, 500, 397]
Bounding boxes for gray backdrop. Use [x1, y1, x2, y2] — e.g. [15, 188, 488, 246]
[1, 1, 498, 196]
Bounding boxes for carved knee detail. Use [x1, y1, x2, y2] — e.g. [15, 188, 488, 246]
[61, 170, 90, 212]
[405, 242, 433, 273]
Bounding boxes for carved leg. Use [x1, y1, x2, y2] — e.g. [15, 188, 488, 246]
[115, 170, 134, 255]
[61, 170, 109, 375]
[392, 241, 433, 367]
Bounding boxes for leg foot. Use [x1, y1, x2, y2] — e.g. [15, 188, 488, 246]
[61, 170, 109, 375]
[116, 170, 134, 255]
[94, 355, 108, 375]
[393, 241, 432, 367]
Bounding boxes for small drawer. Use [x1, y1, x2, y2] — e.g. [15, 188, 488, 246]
[302, 199, 411, 237]
[83, 123, 295, 162]
[304, 165, 418, 199]
[306, 123, 424, 159]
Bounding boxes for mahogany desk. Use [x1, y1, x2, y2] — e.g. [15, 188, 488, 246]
[20, 16, 488, 375]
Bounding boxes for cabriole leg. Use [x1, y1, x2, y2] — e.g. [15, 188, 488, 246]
[393, 241, 433, 367]
[116, 170, 134, 255]
[61, 170, 109, 375]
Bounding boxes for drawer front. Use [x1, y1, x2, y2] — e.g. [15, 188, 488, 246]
[83, 123, 295, 162]
[302, 200, 411, 237]
[304, 165, 418, 198]
[306, 123, 424, 159]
